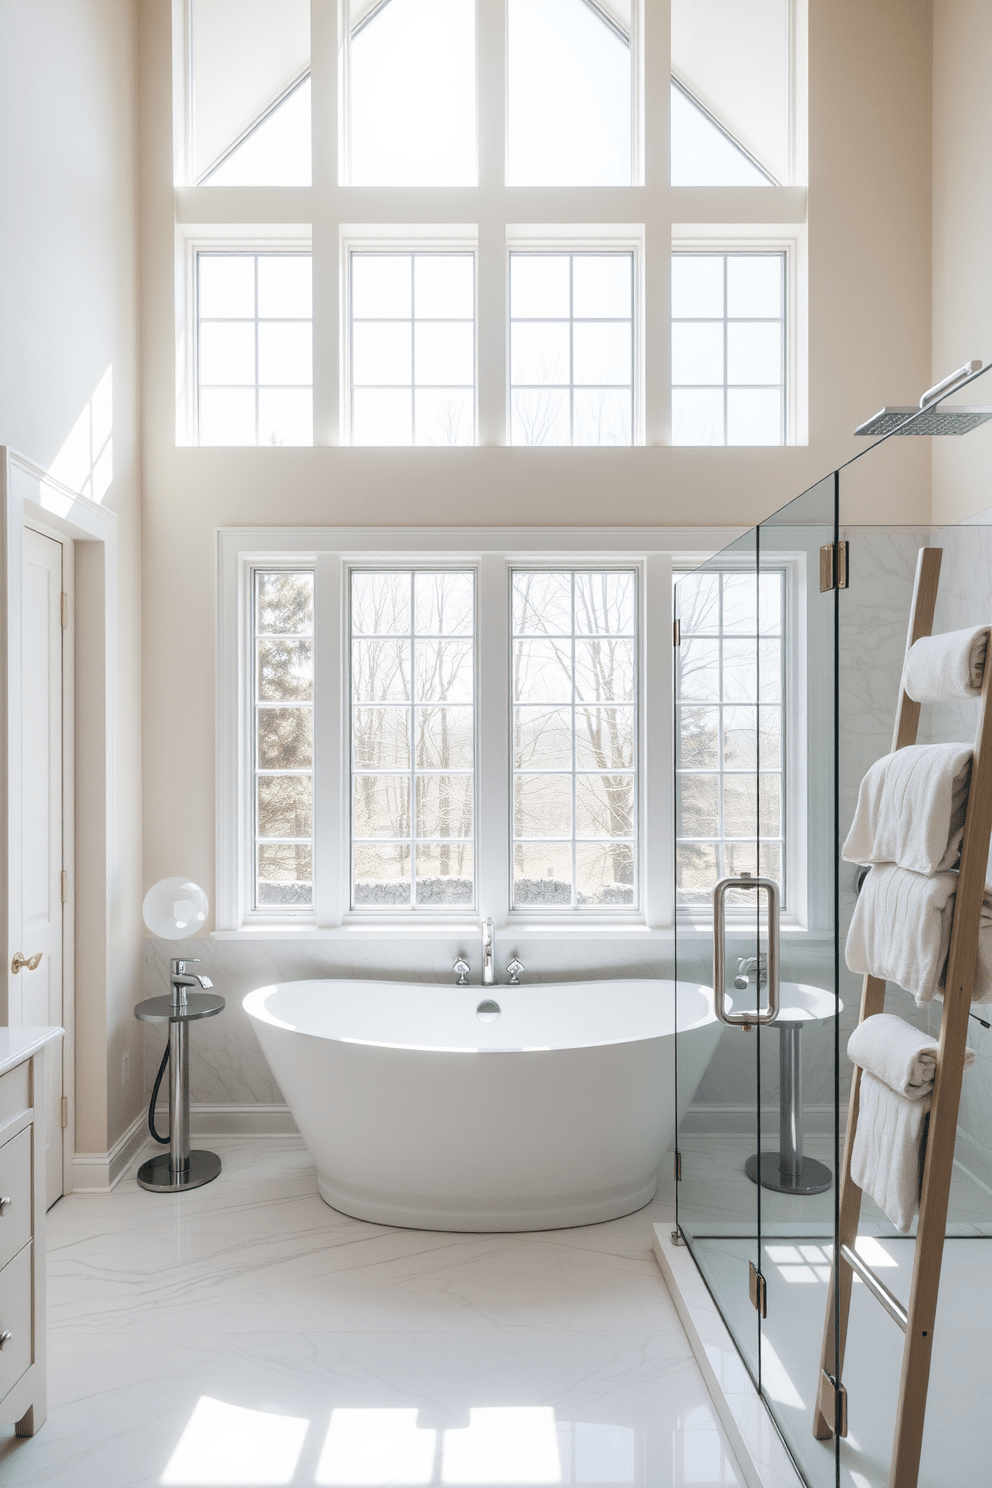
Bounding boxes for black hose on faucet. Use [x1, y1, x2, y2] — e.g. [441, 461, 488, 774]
[148, 1040, 171, 1145]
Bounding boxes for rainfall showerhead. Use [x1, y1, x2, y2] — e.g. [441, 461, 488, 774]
[855, 360, 992, 436]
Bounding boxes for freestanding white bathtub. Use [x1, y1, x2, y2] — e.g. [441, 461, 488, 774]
[244, 978, 721, 1232]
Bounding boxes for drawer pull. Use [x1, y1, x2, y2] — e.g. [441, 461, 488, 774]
[0, 1197, 10, 1213]
[0, 1331, 10, 1349]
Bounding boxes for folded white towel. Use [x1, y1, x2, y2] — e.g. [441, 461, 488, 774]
[846, 863, 992, 1005]
[904, 625, 990, 702]
[842, 742, 972, 874]
[852, 1072, 929, 1232]
[847, 1012, 975, 1099]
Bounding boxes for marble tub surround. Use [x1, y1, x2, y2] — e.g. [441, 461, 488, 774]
[0, 1136, 746, 1488]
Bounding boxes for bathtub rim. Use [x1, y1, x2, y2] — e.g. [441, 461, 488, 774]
[243, 975, 718, 1056]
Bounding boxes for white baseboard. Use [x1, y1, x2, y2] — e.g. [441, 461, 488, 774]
[71, 1111, 149, 1193]
[71, 1104, 299, 1193]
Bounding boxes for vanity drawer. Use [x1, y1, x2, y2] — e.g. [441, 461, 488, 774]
[0, 1244, 32, 1405]
[0, 1065, 29, 1134]
[0, 1129, 30, 1273]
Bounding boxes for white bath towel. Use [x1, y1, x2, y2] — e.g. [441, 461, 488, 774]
[851, 1071, 929, 1232]
[847, 1012, 975, 1099]
[846, 863, 992, 1005]
[842, 742, 972, 874]
[904, 625, 990, 702]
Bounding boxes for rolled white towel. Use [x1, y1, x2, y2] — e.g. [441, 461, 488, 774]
[904, 625, 989, 702]
[847, 1011, 975, 1099]
[842, 742, 972, 875]
[851, 1072, 929, 1233]
[846, 863, 992, 1005]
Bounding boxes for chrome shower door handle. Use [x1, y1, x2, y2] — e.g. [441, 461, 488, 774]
[712, 871, 780, 1028]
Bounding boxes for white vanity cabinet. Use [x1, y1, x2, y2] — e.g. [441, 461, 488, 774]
[0, 1027, 62, 1438]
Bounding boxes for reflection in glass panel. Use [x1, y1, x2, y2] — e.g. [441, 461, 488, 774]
[674, 567, 784, 906]
[508, 0, 632, 186]
[671, 252, 784, 447]
[511, 569, 637, 909]
[351, 570, 475, 909]
[190, 0, 311, 185]
[510, 253, 634, 447]
[351, 253, 475, 446]
[348, 0, 476, 185]
[253, 570, 314, 909]
[198, 253, 313, 446]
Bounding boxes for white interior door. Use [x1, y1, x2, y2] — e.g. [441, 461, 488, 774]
[20, 527, 65, 1207]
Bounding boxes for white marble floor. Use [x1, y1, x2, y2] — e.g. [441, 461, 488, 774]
[676, 1133, 992, 1488]
[0, 1137, 745, 1488]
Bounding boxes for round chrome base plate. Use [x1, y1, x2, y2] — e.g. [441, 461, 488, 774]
[137, 1149, 222, 1193]
[745, 1151, 833, 1196]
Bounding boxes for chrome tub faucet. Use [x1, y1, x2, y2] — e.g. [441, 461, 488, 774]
[482, 917, 495, 986]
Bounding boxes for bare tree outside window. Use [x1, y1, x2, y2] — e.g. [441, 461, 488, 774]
[351, 570, 476, 907]
[512, 569, 637, 908]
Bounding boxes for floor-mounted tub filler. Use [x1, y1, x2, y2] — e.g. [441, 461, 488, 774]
[244, 978, 720, 1232]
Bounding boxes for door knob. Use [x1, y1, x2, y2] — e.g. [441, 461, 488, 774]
[0, 1331, 11, 1349]
[0, 1197, 11, 1213]
[10, 951, 43, 974]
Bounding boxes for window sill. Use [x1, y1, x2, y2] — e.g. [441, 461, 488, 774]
[212, 921, 677, 942]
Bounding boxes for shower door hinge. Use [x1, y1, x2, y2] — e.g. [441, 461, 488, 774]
[748, 1260, 767, 1318]
[60, 592, 68, 629]
[819, 541, 849, 592]
[817, 1370, 849, 1438]
[61, 870, 68, 904]
[674, 1151, 682, 1181]
[60, 1096, 68, 1129]
[673, 619, 681, 646]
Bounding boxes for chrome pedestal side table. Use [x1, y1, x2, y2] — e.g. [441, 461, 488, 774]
[741, 984, 843, 1196]
[134, 959, 225, 1192]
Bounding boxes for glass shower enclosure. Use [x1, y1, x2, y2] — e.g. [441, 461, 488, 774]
[671, 363, 992, 1488]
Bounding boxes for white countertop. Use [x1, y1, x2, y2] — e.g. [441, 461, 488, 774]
[0, 1026, 63, 1078]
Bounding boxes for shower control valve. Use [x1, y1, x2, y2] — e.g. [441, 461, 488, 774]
[453, 957, 470, 986]
[506, 958, 524, 985]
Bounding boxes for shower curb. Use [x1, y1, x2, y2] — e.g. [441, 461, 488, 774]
[652, 1225, 803, 1488]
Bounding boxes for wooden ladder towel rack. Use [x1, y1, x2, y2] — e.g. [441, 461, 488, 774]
[812, 546, 992, 1488]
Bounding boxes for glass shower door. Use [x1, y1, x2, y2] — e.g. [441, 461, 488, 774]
[673, 475, 841, 1488]
[673, 529, 763, 1384]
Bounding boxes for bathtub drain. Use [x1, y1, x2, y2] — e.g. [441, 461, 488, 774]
[476, 999, 501, 1022]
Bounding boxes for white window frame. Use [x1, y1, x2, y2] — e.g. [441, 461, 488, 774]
[506, 226, 646, 446]
[173, 3, 807, 450]
[339, 227, 479, 446]
[217, 527, 744, 937]
[673, 548, 811, 930]
[175, 224, 313, 447]
[671, 226, 808, 447]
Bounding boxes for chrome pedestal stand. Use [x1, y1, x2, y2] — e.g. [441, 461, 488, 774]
[134, 960, 225, 1192]
[745, 1020, 832, 1196]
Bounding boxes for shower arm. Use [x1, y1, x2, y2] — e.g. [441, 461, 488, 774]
[918, 360, 983, 409]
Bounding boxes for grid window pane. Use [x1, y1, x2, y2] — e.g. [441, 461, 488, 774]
[671, 253, 785, 446]
[197, 253, 313, 446]
[507, 0, 632, 186]
[674, 568, 786, 909]
[351, 253, 476, 446]
[510, 253, 634, 447]
[512, 570, 638, 910]
[253, 570, 315, 910]
[350, 571, 476, 910]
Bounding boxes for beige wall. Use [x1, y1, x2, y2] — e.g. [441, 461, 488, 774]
[138, 0, 935, 917]
[0, 0, 143, 1151]
[932, 0, 992, 524]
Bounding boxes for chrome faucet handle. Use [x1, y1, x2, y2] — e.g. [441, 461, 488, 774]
[453, 958, 470, 986]
[506, 958, 524, 985]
